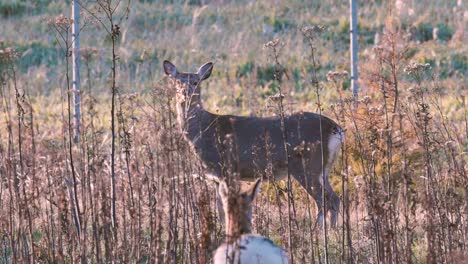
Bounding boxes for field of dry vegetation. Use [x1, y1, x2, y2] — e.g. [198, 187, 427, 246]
[0, 0, 466, 263]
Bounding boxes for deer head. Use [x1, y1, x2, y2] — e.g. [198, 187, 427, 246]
[218, 179, 262, 242]
[163, 60, 213, 108]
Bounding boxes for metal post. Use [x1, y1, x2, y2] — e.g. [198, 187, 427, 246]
[72, 0, 81, 142]
[350, 0, 359, 107]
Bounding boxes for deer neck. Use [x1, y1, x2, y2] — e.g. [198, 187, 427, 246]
[176, 87, 213, 141]
[225, 212, 251, 243]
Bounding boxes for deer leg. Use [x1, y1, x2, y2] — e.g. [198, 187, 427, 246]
[323, 130, 343, 228]
[289, 158, 325, 228]
[311, 178, 339, 229]
[324, 177, 340, 228]
[307, 168, 340, 229]
[216, 194, 225, 225]
[307, 178, 325, 229]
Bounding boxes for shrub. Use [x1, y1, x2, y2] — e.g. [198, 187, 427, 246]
[236, 61, 254, 79]
[17, 42, 57, 72]
[0, 1, 26, 17]
[414, 22, 433, 42]
[451, 53, 467, 74]
[256, 65, 284, 86]
[263, 16, 295, 33]
[436, 23, 453, 42]
[0, 0, 56, 17]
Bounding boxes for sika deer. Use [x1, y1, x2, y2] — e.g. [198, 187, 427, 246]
[213, 179, 288, 264]
[163, 60, 344, 227]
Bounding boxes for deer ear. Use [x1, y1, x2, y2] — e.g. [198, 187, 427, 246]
[163, 60, 177, 76]
[198, 62, 213, 80]
[249, 179, 262, 201]
[218, 180, 229, 201]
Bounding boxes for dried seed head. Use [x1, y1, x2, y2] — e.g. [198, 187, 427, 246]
[373, 46, 384, 54]
[81, 47, 99, 61]
[264, 38, 282, 49]
[360, 95, 371, 105]
[49, 14, 73, 27]
[343, 97, 354, 104]
[403, 62, 431, 75]
[301, 25, 325, 39]
[326, 70, 349, 82]
[268, 92, 285, 102]
[0, 48, 18, 65]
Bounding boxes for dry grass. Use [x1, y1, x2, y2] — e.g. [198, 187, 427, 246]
[0, 0, 466, 263]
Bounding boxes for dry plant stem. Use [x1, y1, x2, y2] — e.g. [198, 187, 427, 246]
[110, 20, 118, 240]
[376, 43, 398, 263]
[64, 34, 82, 239]
[344, 98, 371, 261]
[266, 41, 295, 263]
[412, 72, 439, 263]
[329, 77, 353, 263]
[17, 74, 36, 264]
[85, 64, 103, 262]
[117, 92, 135, 219]
[383, 31, 410, 262]
[303, 30, 329, 264]
[79, 0, 131, 241]
[2, 3, 467, 262]
[1, 62, 18, 263]
[45, 161, 57, 263]
[399, 110, 414, 264]
[165, 96, 179, 263]
[298, 122, 317, 264]
[13, 74, 25, 262]
[50, 20, 82, 239]
[5, 54, 37, 263]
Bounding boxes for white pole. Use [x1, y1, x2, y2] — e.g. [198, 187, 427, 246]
[72, 0, 81, 142]
[350, 0, 359, 107]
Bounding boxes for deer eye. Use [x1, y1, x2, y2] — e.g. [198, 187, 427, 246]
[193, 81, 198, 86]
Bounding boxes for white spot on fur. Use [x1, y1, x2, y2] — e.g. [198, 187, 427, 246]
[328, 128, 344, 157]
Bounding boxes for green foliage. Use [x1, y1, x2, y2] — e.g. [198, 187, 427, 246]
[256, 65, 284, 86]
[414, 22, 433, 42]
[235, 61, 288, 88]
[33, 230, 42, 242]
[0, 1, 26, 17]
[292, 68, 303, 91]
[17, 42, 57, 72]
[359, 23, 377, 45]
[1, 42, 55, 74]
[418, 57, 435, 68]
[338, 17, 349, 36]
[104, 33, 122, 46]
[234, 91, 243, 107]
[437, 53, 466, 79]
[406, 47, 418, 59]
[435, 23, 453, 42]
[197, 10, 225, 26]
[438, 56, 451, 79]
[236, 61, 254, 79]
[337, 18, 376, 45]
[263, 16, 295, 33]
[342, 77, 350, 90]
[0, 0, 57, 17]
[451, 53, 467, 74]
[264, 82, 279, 97]
[187, 0, 203, 6]
[133, 7, 192, 30]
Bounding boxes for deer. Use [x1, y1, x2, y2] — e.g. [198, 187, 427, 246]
[163, 60, 344, 227]
[213, 178, 288, 264]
